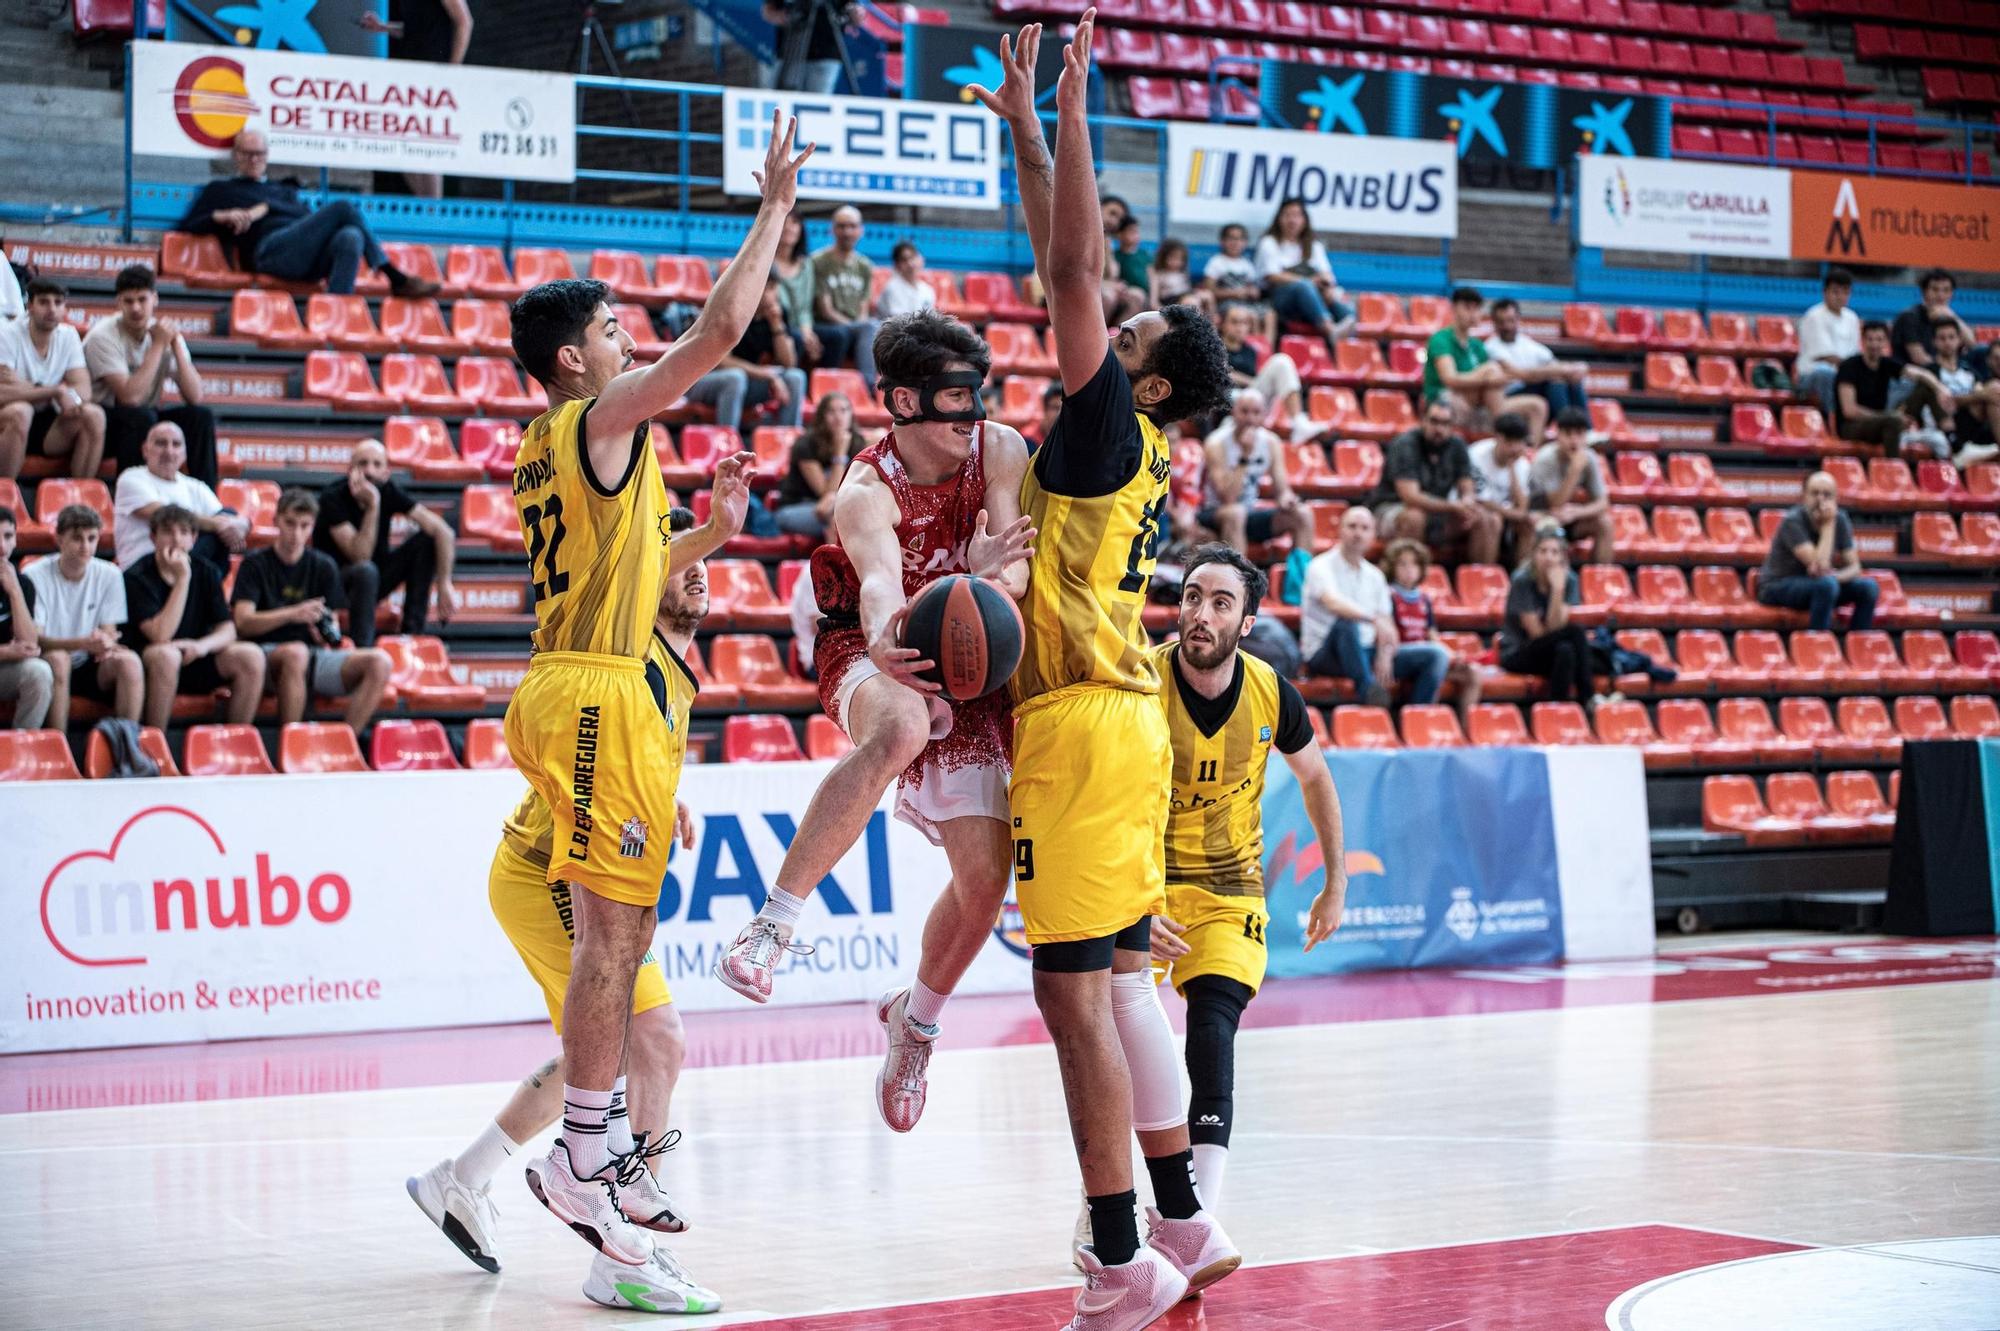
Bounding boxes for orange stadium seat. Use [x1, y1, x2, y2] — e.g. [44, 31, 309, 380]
[751, 425, 799, 475]
[458, 485, 527, 553]
[1718, 696, 1815, 762]
[811, 368, 888, 427]
[1967, 463, 2000, 503]
[1765, 772, 1871, 843]
[1394, 296, 1450, 340]
[0, 479, 51, 550]
[1825, 771, 1895, 837]
[1843, 631, 1921, 691]
[1704, 312, 1752, 353]
[1837, 695, 1900, 763]
[279, 722, 369, 774]
[370, 718, 461, 771]
[998, 375, 1053, 430]
[382, 354, 475, 415]
[708, 634, 816, 708]
[230, 290, 318, 349]
[1616, 630, 1699, 694]
[1778, 696, 1873, 765]
[1591, 399, 1659, 446]
[1530, 702, 1594, 746]
[1333, 339, 1386, 386]
[34, 478, 114, 547]
[370, 241, 452, 297]
[961, 272, 1044, 324]
[1667, 629, 1728, 688]
[1961, 513, 2000, 559]
[456, 357, 547, 417]
[1692, 566, 1778, 627]
[1704, 508, 1761, 557]
[1780, 406, 1830, 449]
[655, 256, 715, 304]
[460, 418, 524, 478]
[1670, 454, 1744, 503]
[446, 245, 527, 299]
[706, 560, 786, 629]
[304, 351, 397, 412]
[1893, 695, 1951, 744]
[930, 271, 987, 324]
[590, 250, 674, 305]
[1702, 774, 1806, 846]
[1563, 303, 1612, 345]
[163, 231, 251, 288]
[183, 724, 275, 777]
[85, 725, 178, 778]
[378, 636, 488, 711]
[1354, 293, 1401, 339]
[1650, 506, 1707, 556]
[1869, 459, 1921, 505]
[805, 714, 854, 760]
[1902, 630, 1983, 689]
[1332, 705, 1400, 749]
[678, 424, 743, 474]
[384, 417, 481, 482]
[509, 247, 576, 288]
[1658, 699, 1757, 763]
[1650, 309, 1705, 350]
[217, 479, 278, 545]
[1466, 703, 1531, 747]
[463, 718, 514, 768]
[380, 297, 460, 355]
[306, 294, 395, 354]
[1694, 356, 1750, 400]
[1592, 699, 1693, 768]
[1754, 315, 1798, 357]
[987, 323, 1056, 375]
[1398, 705, 1465, 748]
[1361, 389, 1417, 436]
[1609, 451, 1666, 501]
[723, 714, 806, 762]
[1635, 565, 1720, 624]
[609, 304, 668, 358]
[1332, 440, 1382, 490]
[1786, 631, 1851, 689]
[450, 298, 515, 354]
[0, 730, 82, 781]
[1951, 695, 2000, 738]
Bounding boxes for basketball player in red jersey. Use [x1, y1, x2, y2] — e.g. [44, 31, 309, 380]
[714, 309, 1035, 1133]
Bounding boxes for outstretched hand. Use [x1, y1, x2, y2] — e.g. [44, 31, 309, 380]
[869, 601, 943, 695]
[965, 509, 1035, 579]
[1057, 7, 1096, 113]
[967, 24, 1043, 124]
[752, 108, 816, 211]
[709, 452, 758, 539]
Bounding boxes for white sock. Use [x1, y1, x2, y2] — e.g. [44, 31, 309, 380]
[452, 1120, 520, 1191]
[561, 1083, 615, 1177]
[906, 976, 949, 1029]
[1193, 1143, 1229, 1213]
[756, 885, 809, 930]
[1110, 970, 1188, 1132]
[606, 1075, 635, 1157]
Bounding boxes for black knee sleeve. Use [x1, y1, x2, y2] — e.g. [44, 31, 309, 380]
[1181, 975, 1252, 1148]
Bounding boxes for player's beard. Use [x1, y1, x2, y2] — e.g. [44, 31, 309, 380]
[1179, 620, 1242, 671]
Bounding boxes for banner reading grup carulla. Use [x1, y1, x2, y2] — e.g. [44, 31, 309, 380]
[128, 40, 577, 184]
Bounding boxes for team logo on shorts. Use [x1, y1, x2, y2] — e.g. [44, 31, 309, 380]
[1258, 725, 1271, 741]
[619, 816, 649, 859]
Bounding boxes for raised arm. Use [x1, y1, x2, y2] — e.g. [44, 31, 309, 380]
[970, 422, 1037, 599]
[587, 111, 814, 453]
[969, 26, 1055, 308]
[1043, 11, 1112, 392]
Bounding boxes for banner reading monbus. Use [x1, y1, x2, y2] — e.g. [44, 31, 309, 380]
[1790, 170, 2000, 273]
[129, 40, 577, 184]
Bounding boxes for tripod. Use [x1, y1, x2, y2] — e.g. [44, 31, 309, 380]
[572, 3, 641, 124]
[774, 0, 865, 97]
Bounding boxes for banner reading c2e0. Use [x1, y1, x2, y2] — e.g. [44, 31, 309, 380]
[1165, 122, 1456, 238]
[724, 89, 1002, 211]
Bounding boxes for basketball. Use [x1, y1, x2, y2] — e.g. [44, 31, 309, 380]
[901, 575, 1023, 702]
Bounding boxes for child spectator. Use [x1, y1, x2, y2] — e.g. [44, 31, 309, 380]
[874, 241, 936, 319]
[1382, 537, 1480, 718]
[1149, 239, 1213, 319]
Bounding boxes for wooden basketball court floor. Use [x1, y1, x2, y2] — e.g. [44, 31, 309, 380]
[4, 933, 1995, 1330]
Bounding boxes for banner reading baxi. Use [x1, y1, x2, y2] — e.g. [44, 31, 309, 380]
[129, 40, 577, 183]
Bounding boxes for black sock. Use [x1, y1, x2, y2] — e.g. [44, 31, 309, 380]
[1145, 1149, 1202, 1220]
[1086, 1189, 1139, 1265]
[379, 262, 408, 284]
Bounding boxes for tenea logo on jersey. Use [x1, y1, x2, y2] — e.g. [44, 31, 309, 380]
[39, 806, 352, 969]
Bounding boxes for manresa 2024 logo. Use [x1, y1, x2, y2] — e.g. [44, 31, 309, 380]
[40, 806, 352, 968]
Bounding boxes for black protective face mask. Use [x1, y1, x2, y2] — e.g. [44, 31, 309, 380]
[884, 370, 987, 426]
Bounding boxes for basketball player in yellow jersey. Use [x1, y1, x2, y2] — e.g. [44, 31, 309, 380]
[974, 14, 1236, 1327]
[1144, 546, 1346, 1219]
[409, 509, 717, 1313]
[502, 110, 813, 1265]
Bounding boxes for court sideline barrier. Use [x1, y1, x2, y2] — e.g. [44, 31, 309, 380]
[4, 748, 1653, 1053]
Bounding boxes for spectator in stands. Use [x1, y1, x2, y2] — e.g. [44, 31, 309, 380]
[1527, 407, 1615, 565]
[1372, 397, 1501, 565]
[1199, 388, 1313, 557]
[0, 259, 20, 323]
[314, 438, 457, 646]
[176, 130, 442, 297]
[358, 0, 474, 198]
[1023, 381, 1062, 453]
[1467, 410, 1536, 562]
[774, 391, 863, 538]
[765, 0, 854, 93]
[1834, 321, 1947, 454]
[25, 505, 142, 730]
[83, 264, 220, 485]
[1795, 267, 1860, 418]
[873, 241, 935, 319]
[0, 277, 105, 482]
[1300, 506, 1442, 706]
[1423, 286, 1547, 441]
[1954, 341, 2000, 453]
[812, 205, 881, 387]
[1149, 239, 1212, 320]
[1254, 197, 1354, 354]
[1499, 524, 1592, 704]
[1890, 269, 1976, 371]
[1755, 470, 1877, 631]
[686, 276, 810, 433]
[1219, 303, 1302, 427]
[1930, 319, 1999, 467]
[1487, 298, 1588, 419]
[0, 506, 54, 730]
[1202, 224, 1266, 334]
[113, 421, 246, 571]
[124, 504, 264, 729]
[1383, 538, 1479, 718]
[1097, 195, 1147, 324]
[775, 212, 853, 373]
[232, 487, 391, 731]
[1113, 216, 1152, 295]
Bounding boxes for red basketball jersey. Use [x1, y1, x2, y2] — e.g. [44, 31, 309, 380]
[810, 423, 988, 626]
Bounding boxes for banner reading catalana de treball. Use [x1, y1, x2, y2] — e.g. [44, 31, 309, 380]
[128, 40, 577, 183]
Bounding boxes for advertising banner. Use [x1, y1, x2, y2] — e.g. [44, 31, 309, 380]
[724, 88, 1002, 210]
[1790, 170, 2000, 274]
[165, 0, 384, 58]
[1166, 121, 1456, 238]
[1579, 155, 1792, 259]
[129, 40, 577, 183]
[903, 23, 1063, 108]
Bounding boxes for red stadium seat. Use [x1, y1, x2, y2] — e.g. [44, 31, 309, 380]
[278, 722, 369, 774]
[34, 478, 114, 547]
[1788, 631, 1852, 689]
[1766, 772, 1870, 843]
[707, 559, 786, 629]
[461, 418, 525, 479]
[612, 305, 669, 358]
[1658, 699, 1752, 763]
[384, 417, 481, 482]
[723, 714, 806, 762]
[1893, 695, 1951, 744]
[183, 724, 275, 777]
[1703, 509, 1761, 558]
[987, 323, 1057, 376]
[163, 231, 252, 289]
[655, 257, 715, 304]
[1398, 705, 1465, 749]
[445, 245, 526, 299]
[458, 485, 527, 553]
[450, 298, 515, 355]
[1754, 316, 1798, 357]
[1957, 630, 2000, 677]
[462, 718, 514, 769]
[678, 424, 744, 474]
[805, 713, 853, 760]
[1702, 774, 1806, 846]
[1333, 706, 1400, 749]
[1834, 696, 1899, 763]
[1779, 696, 1872, 764]
[378, 636, 488, 710]
[370, 718, 462, 771]
[1634, 565, 1718, 625]
[230, 290, 319, 349]
[1592, 699, 1693, 768]
[379, 297, 460, 355]
[811, 369, 889, 428]
[1530, 702, 1594, 746]
[1465, 704, 1530, 748]
[1903, 630, 1983, 689]
[85, 725, 178, 778]
[709, 634, 816, 708]
[456, 358, 547, 418]
[304, 351, 397, 412]
[1952, 695, 2000, 739]
[961, 272, 1043, 325]
[216, 479, 278, 547]
[306, 294, 395, 354]
[1825, 771, 1895, 837]
[1844, 631, 1920, 691]
[382, 354, 474, 415]
[589, 249, 675, 306]
[1718, 697, 1814, 761]
[0, 730, 82, 781]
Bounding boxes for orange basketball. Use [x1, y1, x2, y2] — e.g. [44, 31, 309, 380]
[901, 575, 1024, 702]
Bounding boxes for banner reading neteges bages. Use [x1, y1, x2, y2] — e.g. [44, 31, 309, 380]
[724, 88, 1002, 210]
[129, 40, 577, 183]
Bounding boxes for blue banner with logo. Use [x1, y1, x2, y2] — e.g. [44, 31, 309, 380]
[1261, 61, 1670, 169]
[1262, 748, 1565, 975]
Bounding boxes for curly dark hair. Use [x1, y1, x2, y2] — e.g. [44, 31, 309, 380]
[1183, 542, 1267, 617]
[510, 278, 611, 386]
[872, 308, 992, 385]
[1140, 303, 1233, 424]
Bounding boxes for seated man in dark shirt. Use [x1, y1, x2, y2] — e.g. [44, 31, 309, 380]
[1754, 470, 1877, 631]
[123, 504, 265, 729]
[1888, 268, 1977, 371]
[1369, 398, 1501, 564]
[682, 276, 809, 434]
[1833, 320, 1946, 454]
[233, 487, 392, 733]
[313, 438, 457, 647]
[176, 130, 441, 297]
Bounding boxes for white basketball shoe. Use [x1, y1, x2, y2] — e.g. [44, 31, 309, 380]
[406, 1159, 501, 1273]
[1144, 1205, 1242, 1295]
[582, 1245, 722, 1314]
[873, 987, 938, 1133]
[1066, 1245, 1188, 1330]
[616, 1131, 691, 1233]
[524, 1138, 652, 1266]
[714, 919, 810, 1003]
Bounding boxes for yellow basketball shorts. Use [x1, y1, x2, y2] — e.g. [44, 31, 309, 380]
[488, 839, 672, 1033]
[1009, 683, 1169, 946]
[1160, 882, 1270, 997]
[504, 652, 678, 907]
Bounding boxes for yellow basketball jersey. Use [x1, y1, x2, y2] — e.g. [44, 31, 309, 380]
[502, 628, 698, 868]
[1152, 642, 1284, 897]
[513, 396, 669, 659]
[1011, 413, 1172, 702]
